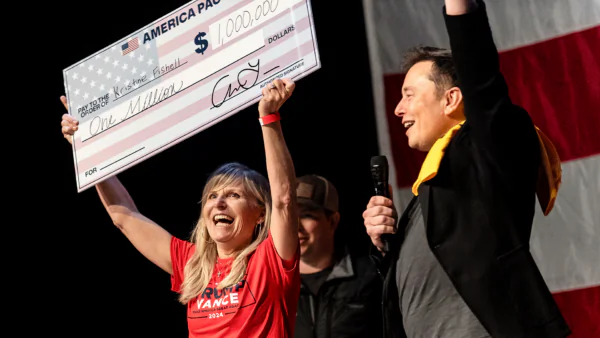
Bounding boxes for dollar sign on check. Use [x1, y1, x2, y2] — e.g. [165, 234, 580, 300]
[195, 32, 209, 55]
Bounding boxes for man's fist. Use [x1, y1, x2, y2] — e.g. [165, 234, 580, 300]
[363, 196, 398, 252]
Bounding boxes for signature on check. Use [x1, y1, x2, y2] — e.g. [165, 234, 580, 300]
[211, 60, 261, 108]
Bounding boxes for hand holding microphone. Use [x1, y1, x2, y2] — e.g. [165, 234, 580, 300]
[363, 155, 398, 253]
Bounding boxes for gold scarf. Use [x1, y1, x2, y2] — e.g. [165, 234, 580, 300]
[412, 122, 562, 216]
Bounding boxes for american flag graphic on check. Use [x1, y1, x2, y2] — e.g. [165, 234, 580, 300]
[121, 37, 139, 56]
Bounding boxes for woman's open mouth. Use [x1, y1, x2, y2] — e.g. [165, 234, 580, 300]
[213, 214, 234, 227]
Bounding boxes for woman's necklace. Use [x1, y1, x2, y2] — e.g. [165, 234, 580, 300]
[215, 258, 231, 286]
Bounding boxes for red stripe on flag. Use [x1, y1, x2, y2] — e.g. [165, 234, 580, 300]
[499, 25, 600, 163]
[383, 25, 600, 188]
[552, 286, 600, 337]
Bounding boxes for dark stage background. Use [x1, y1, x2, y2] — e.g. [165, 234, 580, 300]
[29, 0, 381, 336]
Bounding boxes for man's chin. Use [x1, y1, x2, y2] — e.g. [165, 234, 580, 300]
[408, 140, 431, 152]
[299, 244, 311, 257]
[407, 139, 419, 150]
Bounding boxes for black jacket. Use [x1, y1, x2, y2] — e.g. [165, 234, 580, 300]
[294, 249, 383, 338]
[371, 2, 571, 338]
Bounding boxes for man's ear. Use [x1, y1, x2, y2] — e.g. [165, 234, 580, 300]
[330, 212, 340, 232]
[443, 86, 463, 117]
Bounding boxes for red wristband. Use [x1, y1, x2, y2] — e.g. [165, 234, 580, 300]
[259, 111, 281, 126]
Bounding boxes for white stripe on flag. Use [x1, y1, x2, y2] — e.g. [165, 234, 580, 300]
[531, 155, 600, 292]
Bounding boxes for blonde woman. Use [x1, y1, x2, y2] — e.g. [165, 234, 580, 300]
[60, 78, 300, 337]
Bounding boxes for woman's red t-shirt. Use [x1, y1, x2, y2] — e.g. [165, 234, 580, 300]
[170, 233, 300, 337]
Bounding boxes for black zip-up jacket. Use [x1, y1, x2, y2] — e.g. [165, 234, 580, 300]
[294, 250, 383, 338]
[370, 2, 571, 338]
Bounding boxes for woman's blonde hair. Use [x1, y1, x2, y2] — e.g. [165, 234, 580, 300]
[178, 162, 271, 304]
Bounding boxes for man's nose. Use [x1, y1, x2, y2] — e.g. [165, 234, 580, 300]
[395, 98, 406, 117]
[297, 220, 306, 233]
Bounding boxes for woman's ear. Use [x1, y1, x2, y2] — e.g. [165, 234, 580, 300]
[257, 209, 266, 225]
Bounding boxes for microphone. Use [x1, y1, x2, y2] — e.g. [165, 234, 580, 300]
[370, 155, 394, 252]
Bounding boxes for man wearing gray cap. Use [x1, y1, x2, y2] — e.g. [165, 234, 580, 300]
[294, 174, 383, 338]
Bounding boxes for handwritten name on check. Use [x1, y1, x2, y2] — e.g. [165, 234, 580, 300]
[63, 0, 321, 192]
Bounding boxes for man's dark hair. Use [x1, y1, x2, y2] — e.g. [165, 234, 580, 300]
[401, 45, 459, 97]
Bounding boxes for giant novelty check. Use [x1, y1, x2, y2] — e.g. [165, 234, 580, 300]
[63, 0, 320, 192]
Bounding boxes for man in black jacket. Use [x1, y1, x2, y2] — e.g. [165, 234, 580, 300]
[294, 174, 383, 338]
[362, 1, 570, 337]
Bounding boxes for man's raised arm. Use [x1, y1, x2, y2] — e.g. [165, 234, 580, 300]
[443, 0, 538, 161]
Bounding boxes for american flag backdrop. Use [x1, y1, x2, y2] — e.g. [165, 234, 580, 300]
[362, 0, 600, 337]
